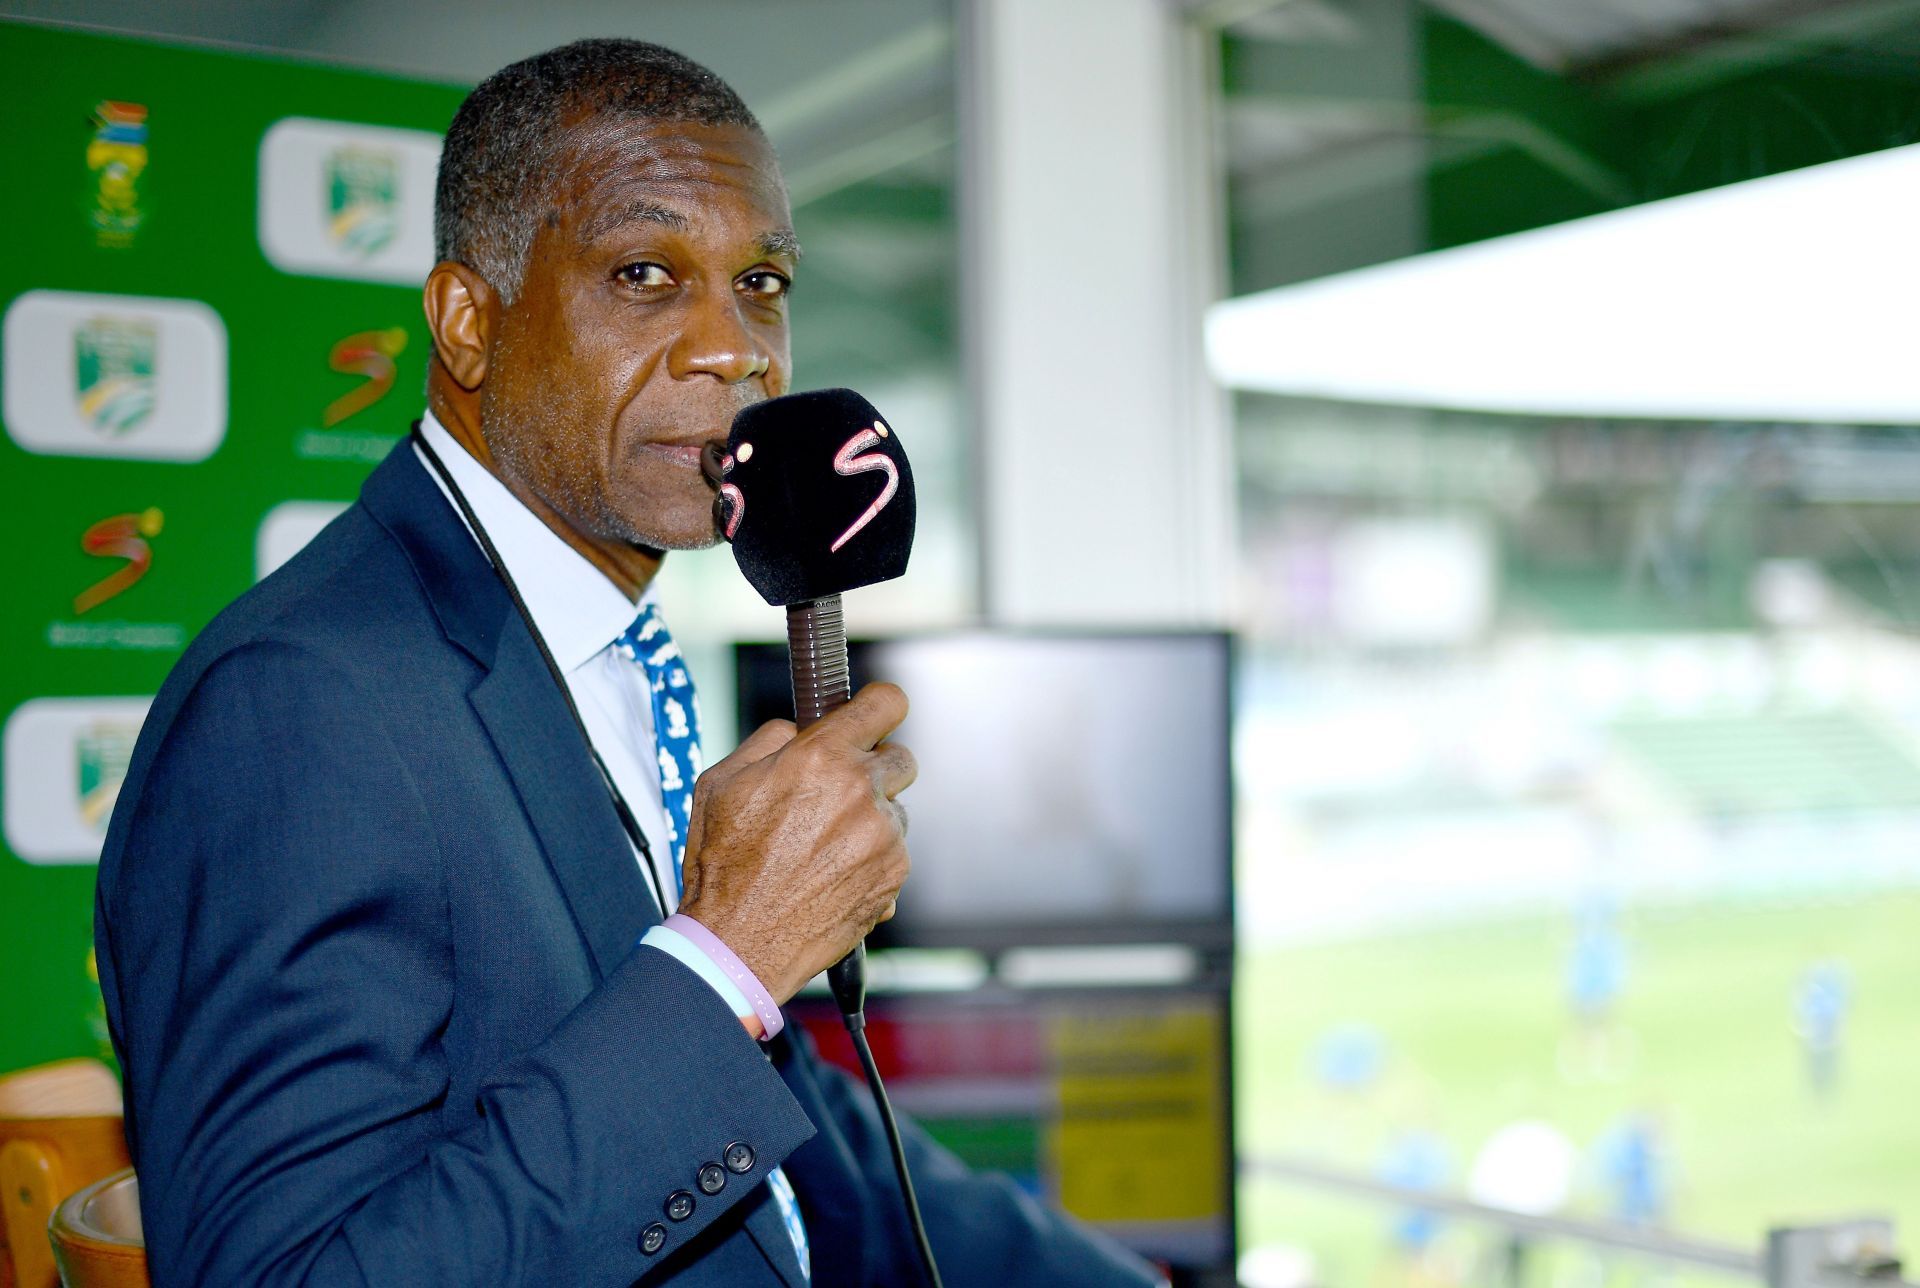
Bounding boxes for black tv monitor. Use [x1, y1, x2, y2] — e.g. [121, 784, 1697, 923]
[734, 632, 1233, 952]
[789, 983, 1237, 1286]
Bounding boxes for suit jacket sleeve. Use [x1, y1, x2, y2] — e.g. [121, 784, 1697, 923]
[97, 640, 816, 1286]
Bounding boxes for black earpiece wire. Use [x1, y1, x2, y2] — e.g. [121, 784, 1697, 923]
[413, 426, 668, 918]
[421, 425, 944, 1287]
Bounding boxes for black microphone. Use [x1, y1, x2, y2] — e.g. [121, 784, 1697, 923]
[708, 388, 941, 1288]
[710, 386, 916, 1018]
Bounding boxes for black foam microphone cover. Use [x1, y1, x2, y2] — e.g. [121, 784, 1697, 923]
[718, 388, 915, 606]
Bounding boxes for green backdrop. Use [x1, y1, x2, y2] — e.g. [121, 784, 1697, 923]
[0, 21, 467, 1075]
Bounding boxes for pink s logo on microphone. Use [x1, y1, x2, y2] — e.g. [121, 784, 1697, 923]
[716, 448, 746, 539]
[718, 483, 745, 538]
[829, 423, 900, 553]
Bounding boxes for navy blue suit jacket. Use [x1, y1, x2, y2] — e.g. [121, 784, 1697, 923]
[94, 443, 1157, 1287]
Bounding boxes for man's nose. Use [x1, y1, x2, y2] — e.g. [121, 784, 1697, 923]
[667, 288, 771, 384]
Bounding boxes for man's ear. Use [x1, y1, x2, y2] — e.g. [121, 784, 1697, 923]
[423, 261, 496, 391]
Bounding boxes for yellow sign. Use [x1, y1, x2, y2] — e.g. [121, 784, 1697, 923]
[1048, 1007, 1226, 1224]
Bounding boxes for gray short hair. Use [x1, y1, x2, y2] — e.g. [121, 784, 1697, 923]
[434, 38, 760, 303]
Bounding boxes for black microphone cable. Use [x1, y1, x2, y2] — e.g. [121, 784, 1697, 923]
[846, 1003, 944, 1288]
[414, 428, 670, 915]
[426, 422, 941, 1284]
[788, 595, 945, 1288]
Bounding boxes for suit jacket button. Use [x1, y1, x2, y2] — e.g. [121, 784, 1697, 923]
[665, 1190, 696, 1222]
[698, 1162, 727, 1195]
[640, 1223, 668, 1255]
[724, 1140, 756, 1173]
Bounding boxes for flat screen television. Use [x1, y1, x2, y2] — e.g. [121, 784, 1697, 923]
[734, 632, 1233, 952]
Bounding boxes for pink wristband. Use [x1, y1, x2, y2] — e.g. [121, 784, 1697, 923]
[662, 913, 785, 1042]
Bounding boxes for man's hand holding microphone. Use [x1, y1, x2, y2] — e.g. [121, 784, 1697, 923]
[679, 681, 914, 1006]
[682, 387, 938, 1285]
[677, 387, 920, 1011]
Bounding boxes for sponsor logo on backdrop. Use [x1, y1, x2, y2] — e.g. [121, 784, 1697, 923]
[328, 147, 400, 258]
[44, 507, 184, 652]
[323, 327, 407, 426]
[86, 947, 112, 1061]
[74, 507, 163, 614]
[3, 696, 152, 864]
[76, 720, 139, 829]
[75, 315, 156, 435]
[295, 326, 410, 461]
[256, 500, 350, 580]
[3, 290, 226, 461]
[88, 100, 148, 247]
[259, 118, 440, 285]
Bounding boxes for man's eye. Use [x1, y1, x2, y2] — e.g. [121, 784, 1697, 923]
[740, 270, 791, 301]
[617, 261, 673, 288]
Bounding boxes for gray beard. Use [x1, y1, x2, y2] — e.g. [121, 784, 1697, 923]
[477, 385, 720, 555]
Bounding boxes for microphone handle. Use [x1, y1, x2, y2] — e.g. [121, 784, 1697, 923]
[786, 595, 867, 1018]
[787, 593, 849, 726]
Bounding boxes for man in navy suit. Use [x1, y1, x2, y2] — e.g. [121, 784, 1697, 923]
[94, 38, 1158, 1287]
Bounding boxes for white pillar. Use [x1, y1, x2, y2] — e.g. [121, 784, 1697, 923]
[959, 0, 1234, 627]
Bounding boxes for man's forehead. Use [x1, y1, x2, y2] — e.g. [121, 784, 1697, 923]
[555, 117, 790, 237]
[569, 188, 801, 261]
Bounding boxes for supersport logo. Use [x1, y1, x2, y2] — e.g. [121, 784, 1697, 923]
[718, 479, 745, 539]
[715, 440, 749, 540]
[322, 327, 408, 428]
[74, 507, 163, 614]
[829, 422, 899, 553]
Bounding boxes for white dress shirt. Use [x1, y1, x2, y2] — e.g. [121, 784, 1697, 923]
[413, 412, 757, 1022]
[414, 412, 810, 1280]
[414, 413, 685, 902]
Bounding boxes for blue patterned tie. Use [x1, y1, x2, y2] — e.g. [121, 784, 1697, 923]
[616, 602, 811, 1281]
[768, 1168, 811, 1280]
[615, 602, 703, 898]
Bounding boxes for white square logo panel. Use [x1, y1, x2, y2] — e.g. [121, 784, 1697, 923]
[256, 500, 351, 581]
[2, 290, 228, 462]
[4, 696, 154, 865]
[259, 117, 442, 285]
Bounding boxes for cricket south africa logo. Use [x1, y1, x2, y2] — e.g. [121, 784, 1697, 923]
[4, 291, 226, 461]
[74, 315, 157, 435]
[323, 327, 408, 426]
[4, 697, 154, 864]
[75, 720, 139, 829]
[326, 146, 399, 258]
[74, 508, 163, 615]
[259, 119, 440, 285]
[88, 100, 148, 247]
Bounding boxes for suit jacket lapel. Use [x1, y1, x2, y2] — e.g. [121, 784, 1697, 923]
[470, 635, 662, 976]
[368, 439, 807, 1284]
[362, 437, 661, 978]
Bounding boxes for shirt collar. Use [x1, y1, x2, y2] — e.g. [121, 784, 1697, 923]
[415, 410, 644, 674]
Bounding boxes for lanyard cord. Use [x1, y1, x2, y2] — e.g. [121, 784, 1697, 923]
[420, 428, 943, 1287]
[411, 426, 669, 918]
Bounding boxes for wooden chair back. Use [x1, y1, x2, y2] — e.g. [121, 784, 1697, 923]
[0, 1061, 129, 1288]
[48, 1169, 145, 1288]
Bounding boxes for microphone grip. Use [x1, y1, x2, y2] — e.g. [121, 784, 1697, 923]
[785, 595, 867, 1020]
[786, 595, 849, 728]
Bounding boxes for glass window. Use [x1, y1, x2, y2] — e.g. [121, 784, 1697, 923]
[1218, 2, 1920, 1282]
